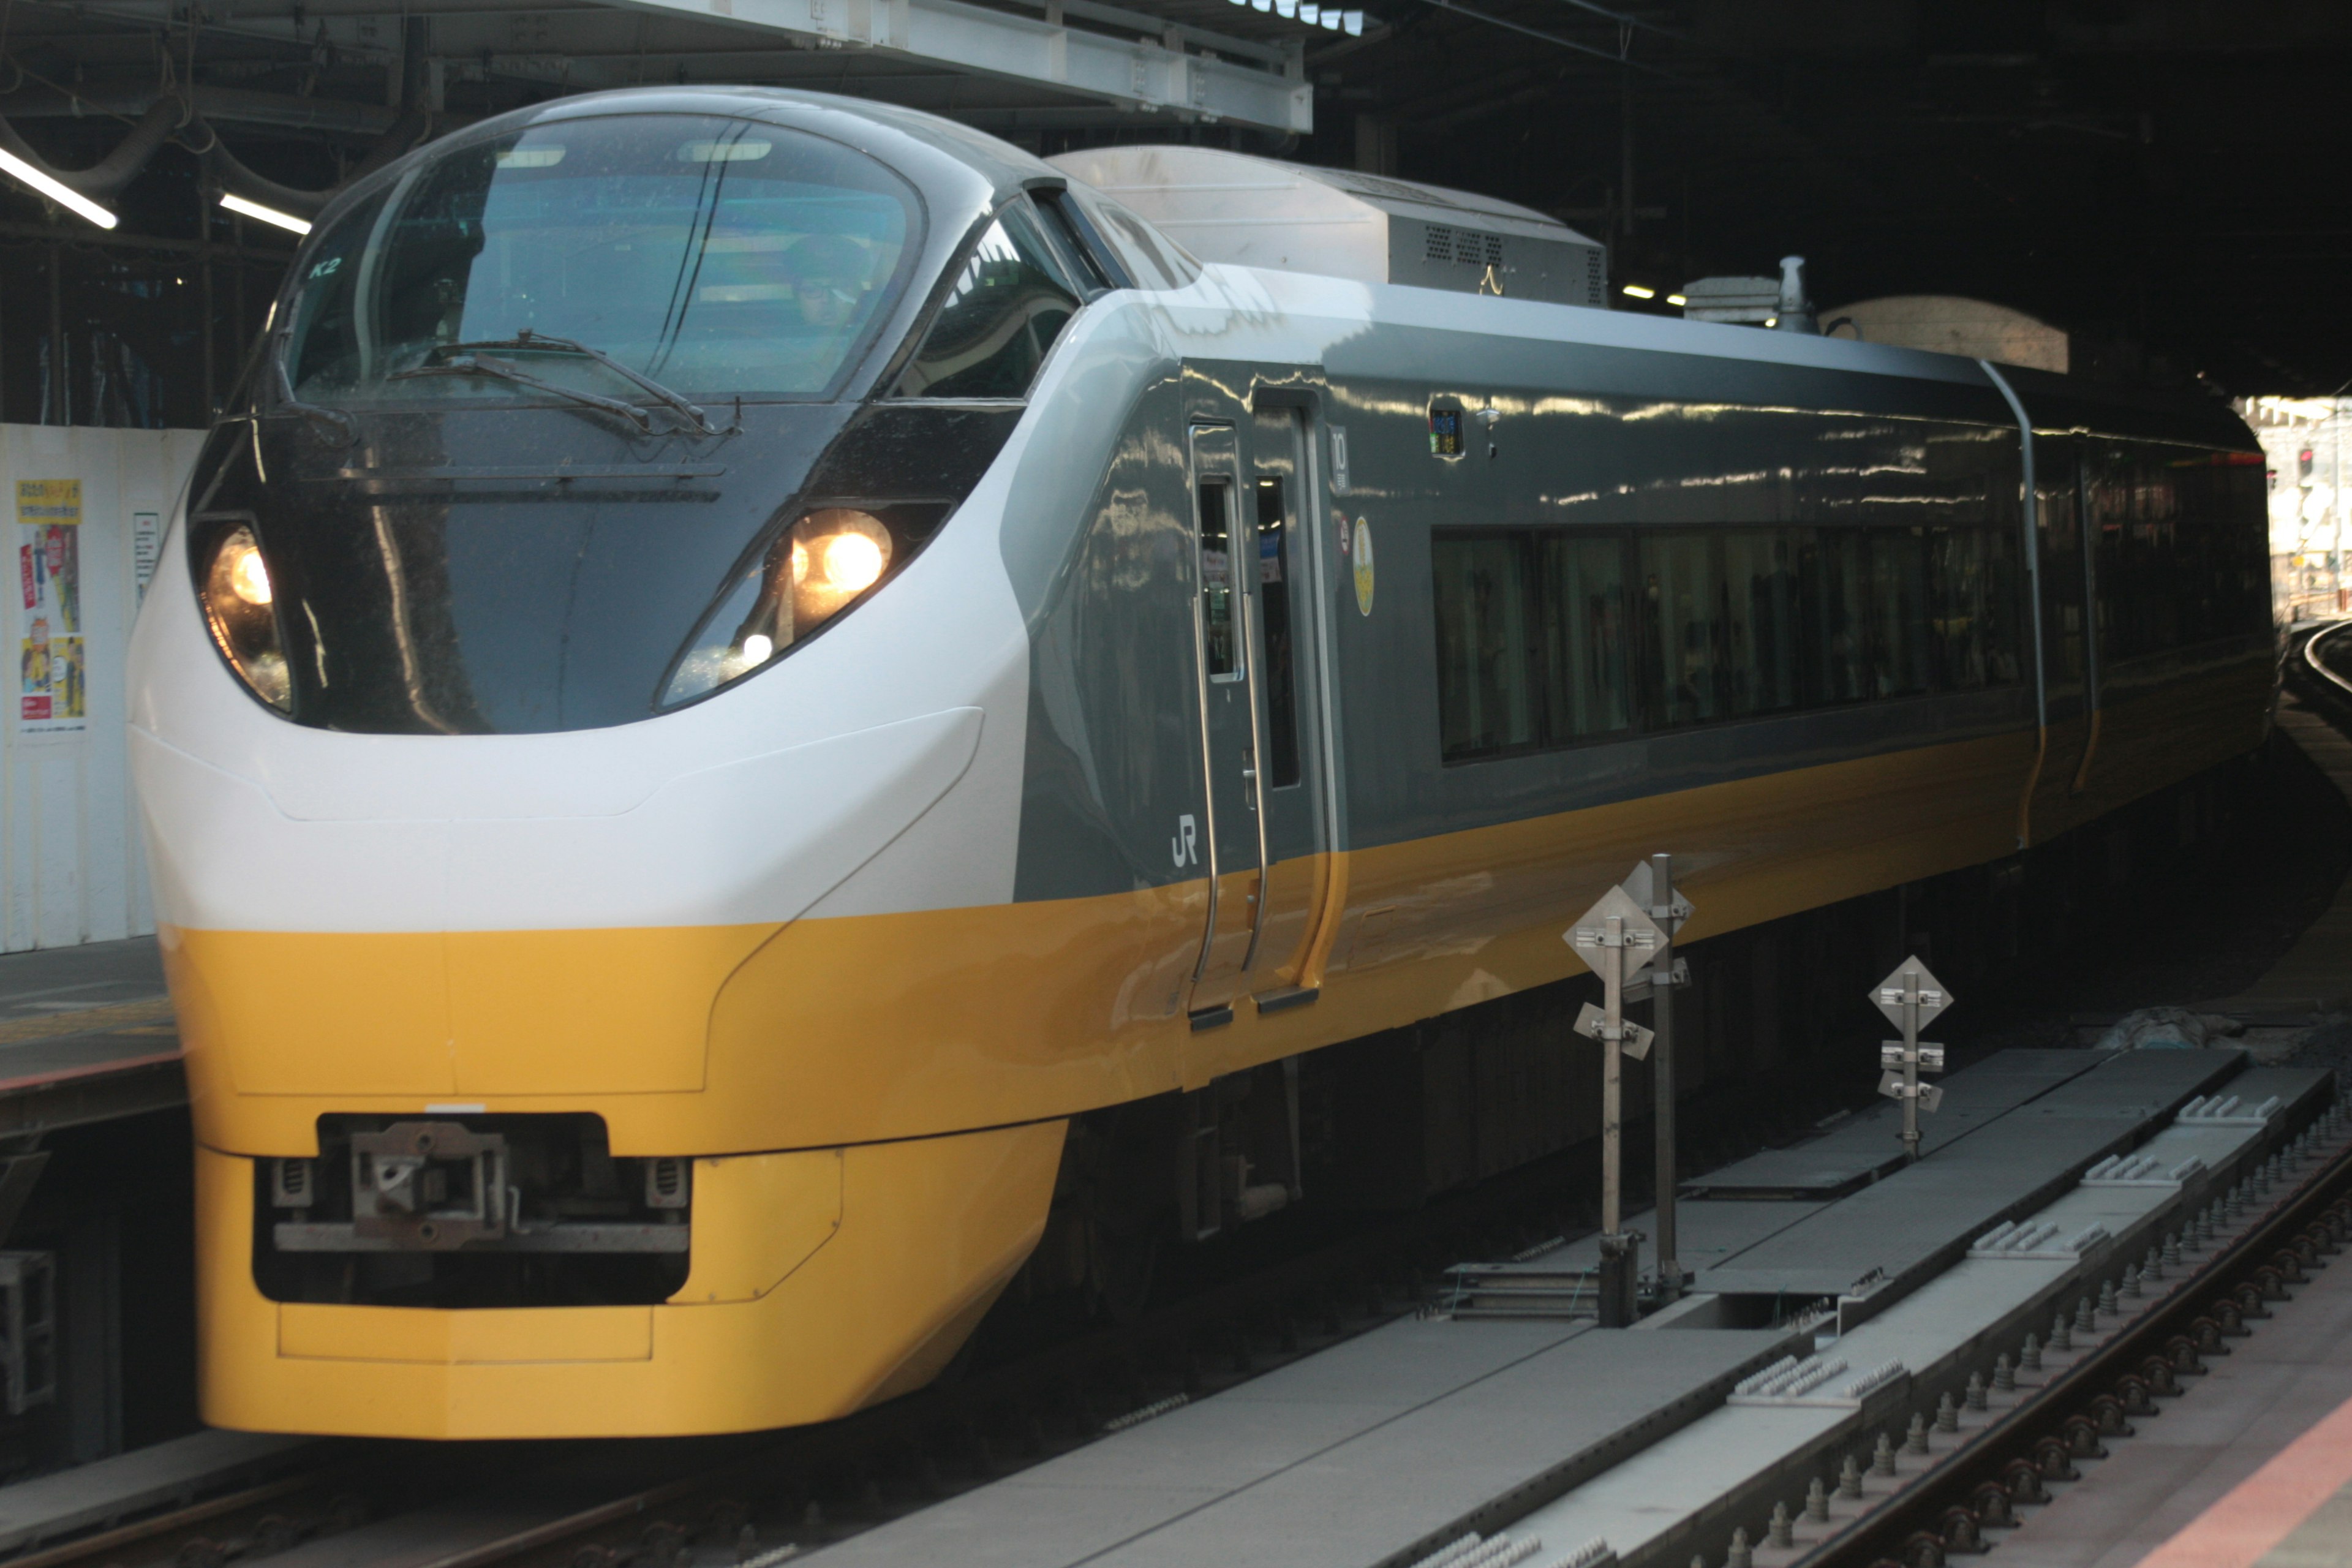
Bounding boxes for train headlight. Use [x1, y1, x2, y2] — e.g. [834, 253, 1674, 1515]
[790, 509, 892, 625]
[198, 525, 292, 711]
[663, 506, 915, 706]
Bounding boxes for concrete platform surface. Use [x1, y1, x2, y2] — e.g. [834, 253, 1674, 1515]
[810, 1320, 1794, 1568]
[0, 935, 183, 1132]
[1695, 1048, 2241, 1300]
[1495, 1199, 1826, 1281]
[1512, 1060, 2323, 1568]
[1993, 1168, 2352, 1568]
[1684, 1049, 2105, 1199]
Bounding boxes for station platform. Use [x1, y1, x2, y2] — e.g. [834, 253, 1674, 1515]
[810, 1043, 2321, 1568]
[0, 936, 182, 1135]
[1990, 1208, 2352, 1568]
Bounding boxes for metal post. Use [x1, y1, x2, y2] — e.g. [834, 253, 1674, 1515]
[1898, 970, 1921, 1164]
[1569, 888, 1659, 1328]
[2335, 397, 2344, 614]
[1596, 913, 1629, 1322]
[1648, 853, 1681, 1299]
[1872, 957, 1950, 1164]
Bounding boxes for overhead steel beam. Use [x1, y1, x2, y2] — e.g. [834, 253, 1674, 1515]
[16, 0, 1311, 132]
[597, 0, 1313, 133]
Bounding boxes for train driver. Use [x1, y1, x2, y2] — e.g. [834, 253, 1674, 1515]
[782, 233, 873, 330]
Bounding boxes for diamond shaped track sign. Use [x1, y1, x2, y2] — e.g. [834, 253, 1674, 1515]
[1872, 956, 1951, 1033]
[1564, 885, 1666, 985]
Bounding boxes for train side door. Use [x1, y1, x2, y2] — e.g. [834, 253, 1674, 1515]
[1183, 412, 1332, 1022]
[1184, 423, 1262, 1019]
[1233, 404, 1329, 1004]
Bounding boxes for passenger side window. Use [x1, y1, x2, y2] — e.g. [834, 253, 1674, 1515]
[1256, 479, 1303, 788]
[893, 201, 1081, 399]
[1432, 530, 1631, 763]
[1434, 522, 2024, 767]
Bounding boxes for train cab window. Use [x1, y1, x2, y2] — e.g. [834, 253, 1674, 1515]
[1255, 478, 1302, 788]
[892, 200, 1081, 399]
[1033, 187, 1126, 293]
[1197, 480, 1242, 682]
[283, 115, 922, 405]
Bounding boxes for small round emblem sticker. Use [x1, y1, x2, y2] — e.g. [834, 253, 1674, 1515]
[1352, 518, 1375, 616]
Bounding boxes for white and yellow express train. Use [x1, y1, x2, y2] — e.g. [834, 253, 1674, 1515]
[126, 86, 2274, 1438]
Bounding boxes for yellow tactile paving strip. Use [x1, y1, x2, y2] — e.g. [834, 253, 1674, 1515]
[0, 995, 176, 1047]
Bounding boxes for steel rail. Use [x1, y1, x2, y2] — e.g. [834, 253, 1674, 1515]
[2300, 619, 2352, 701]
[0, 1474, 322, 1568]
[1804, 1109, 2352, 1567]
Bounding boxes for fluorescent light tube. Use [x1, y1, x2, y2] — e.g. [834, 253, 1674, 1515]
[0, 148, 116, 230]
[219, 192, 312, 235]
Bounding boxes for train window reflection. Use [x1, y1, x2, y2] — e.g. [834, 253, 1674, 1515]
[1256, 479, 1302, 788]
[1197, 480, 1241, 683]
[284, 114, 919, 404]
[1435, 522, 2027, 766]
[893, 202, 1080, 399]
[1433, 531, 1630, 761]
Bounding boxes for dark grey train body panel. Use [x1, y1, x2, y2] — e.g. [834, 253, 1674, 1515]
[997, 264, 2267, 905]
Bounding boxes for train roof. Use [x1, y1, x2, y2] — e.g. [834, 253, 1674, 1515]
[287, 86, 2256, 457]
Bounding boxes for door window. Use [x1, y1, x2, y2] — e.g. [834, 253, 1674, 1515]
[1255, 478, 1302, 787]
[1197, 478, 1241, 682]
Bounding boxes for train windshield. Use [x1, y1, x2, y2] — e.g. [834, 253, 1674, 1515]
[284, 114, 921, 405]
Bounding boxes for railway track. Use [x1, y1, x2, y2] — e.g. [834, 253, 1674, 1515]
[2294, 619, 2352, 708]
[11, 1073, 1850, 1568]
[1808, 1093, 2352, 1568]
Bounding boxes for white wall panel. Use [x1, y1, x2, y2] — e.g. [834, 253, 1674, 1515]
[0, 424, 205, 952]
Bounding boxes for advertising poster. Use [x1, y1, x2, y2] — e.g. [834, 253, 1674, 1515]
[16, 480, 84, 734]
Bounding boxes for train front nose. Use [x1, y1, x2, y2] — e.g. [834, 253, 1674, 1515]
[142, 679, 1046, 1438]
[131, 100, 1061, 1437]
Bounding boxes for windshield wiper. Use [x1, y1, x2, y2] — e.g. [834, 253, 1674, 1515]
[400, 330, 730, 437]
[388, 350, 659, 434]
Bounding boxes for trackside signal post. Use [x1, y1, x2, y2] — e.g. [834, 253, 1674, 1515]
[1873, 957, 1950, 1164]
[1567, 886, 1660, 1326]
[1625, 855, 1693, 1298]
